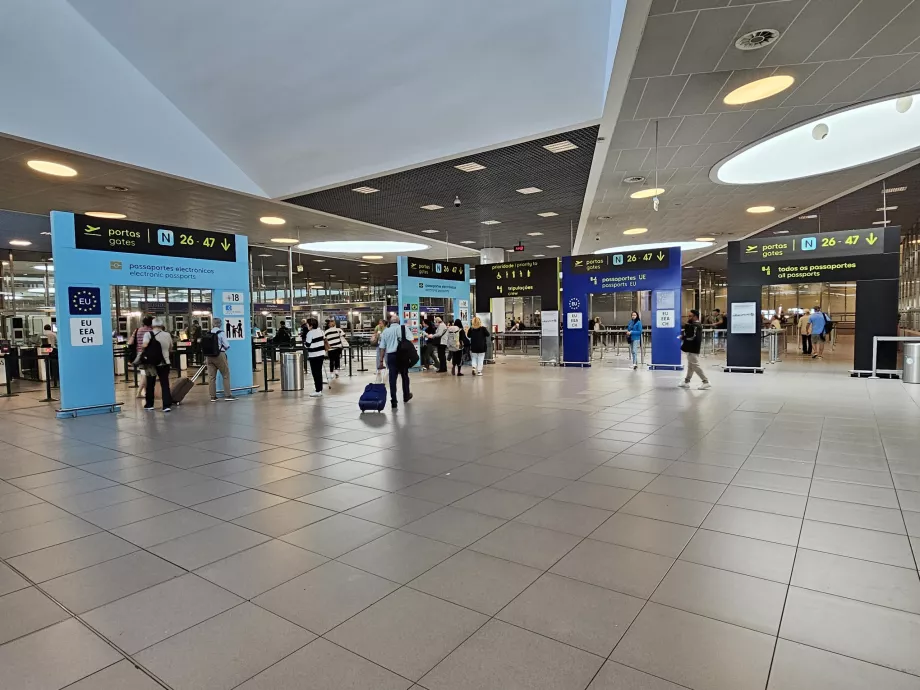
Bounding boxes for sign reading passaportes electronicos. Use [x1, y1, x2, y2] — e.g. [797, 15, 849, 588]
[74, 214, 236, 262]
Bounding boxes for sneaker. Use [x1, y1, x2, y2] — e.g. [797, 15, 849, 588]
[476, 371, 483, 376]
[457, 372, 464, 376]
[225, 396, 237, 402]
[210, 397, 218, 403]
[633, 364, 638, 370]
[812, 354, 818, 359]
[143, 405, 155, 411]
[309, 391, 323, 398]
[699, 382, 712, 390]
[391, 400, 397, 409]
[678, 381, 691, 388]
[404, 393, 413, 403]
[334, 373, 339, 379]
[162, 407, 172, 413]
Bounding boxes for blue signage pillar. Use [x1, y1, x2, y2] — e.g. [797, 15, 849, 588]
[396, 256, 471, 341]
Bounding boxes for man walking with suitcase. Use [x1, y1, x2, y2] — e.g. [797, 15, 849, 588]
[377, 314, 413, 410]
[202, 317, 235, 402]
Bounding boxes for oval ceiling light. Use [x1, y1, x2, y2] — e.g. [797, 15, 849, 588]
[362, 255, 384, 260]
[747, 206, 775, 214]
[270, 238, 299, 244]
[594, 240, 712, 255]
[260, 216, 286, 225]
[27, 160, 77, 177]
[695, 236, 716, 242]
[297, 241, 428, 253]
[723, 75, 795, 105]
[712, 91, 920, 185]
[623, 228, 648, 235]
[629, 188, 664, 199]
[9, 240, 32, 246]
[84, 211, 126, 219]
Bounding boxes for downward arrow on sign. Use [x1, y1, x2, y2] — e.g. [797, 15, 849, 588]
[657, 252, 665, 261]
[866, 232, 878, 245]
[221, 238, 231, 251]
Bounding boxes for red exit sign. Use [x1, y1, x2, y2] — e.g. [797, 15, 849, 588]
[513, 244, 525, 252]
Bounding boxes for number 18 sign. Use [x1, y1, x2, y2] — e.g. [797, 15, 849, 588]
[222, 292, 244, 303]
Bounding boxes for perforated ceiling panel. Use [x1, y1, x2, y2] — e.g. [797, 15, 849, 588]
[285, 126, 600, 260]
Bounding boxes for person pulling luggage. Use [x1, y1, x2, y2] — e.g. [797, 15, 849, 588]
[140, 319, 174, 412]
[201, 317, 235, 402]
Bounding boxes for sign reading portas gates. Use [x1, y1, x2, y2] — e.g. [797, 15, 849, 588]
[74, 214, 236, 262]
[740, 228, 885, 263]
[406, 257, 467, 282]
[572, 250, 670, 273]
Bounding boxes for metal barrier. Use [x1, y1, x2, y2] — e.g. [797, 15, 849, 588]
[866, 336, 920, 378]
[493, 331, 542, 355]
[761, 328, 783, 364]
[589, 329, 648, 366]
[701, 328, 728, 356]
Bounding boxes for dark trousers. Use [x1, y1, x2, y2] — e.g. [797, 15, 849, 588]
[421, 344, 435, 368]
[308, 356, 325, 392]
[328, 348, 342, 371]
[145, 366, 172, 409]
[386, 352, 410, 403]
[450, 350, 463, 372]
[436, 344, 447, 372]
[802, 334, 812, 355]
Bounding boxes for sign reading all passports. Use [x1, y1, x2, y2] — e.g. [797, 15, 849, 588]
[406, 258, 466, 281]
[73, 214, 236, 262]
[571, 250, 670, 273]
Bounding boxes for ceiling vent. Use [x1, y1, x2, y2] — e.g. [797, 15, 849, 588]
[623, 176, 646, 184]
[735, 29, 781, 51]
[104, 185, 130, 192]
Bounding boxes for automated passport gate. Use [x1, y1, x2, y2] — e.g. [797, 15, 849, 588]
[561, 246, 682, 368]
[396, 257, 471, 360]
[51, 212, 254, 417]
[726, 226, 900, 374]
[474, 257, 560, 362]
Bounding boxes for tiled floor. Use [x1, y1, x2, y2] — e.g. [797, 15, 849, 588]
[1, 356, 920, 690]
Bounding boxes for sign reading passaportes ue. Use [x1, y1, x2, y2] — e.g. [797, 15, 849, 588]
[73, 214, 236, 262]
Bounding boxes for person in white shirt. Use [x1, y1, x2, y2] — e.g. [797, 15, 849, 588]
[377, 314, 413, 409]
[303, 317, 327, 397]
[142, 319, 173, 412]
[324, 319, 345, 379]
[42, 324, 57, 348]
[203, 317, 235, 402]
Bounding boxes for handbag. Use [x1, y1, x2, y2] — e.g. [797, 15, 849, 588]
[339, 329, 350, 349]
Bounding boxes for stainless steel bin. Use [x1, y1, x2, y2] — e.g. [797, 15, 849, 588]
[903, 342, 920, 384]
[280, 351, 304, 390]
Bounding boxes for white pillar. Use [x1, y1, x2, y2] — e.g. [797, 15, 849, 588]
[480, 248, 506, 331]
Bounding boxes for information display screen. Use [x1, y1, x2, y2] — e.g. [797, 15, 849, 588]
[406, 257, 467, 281]
[571, 249, 670, 274]
[476, 258, 559, 299]
[739, 227, 886, 263]
[73, 214, 236, 262]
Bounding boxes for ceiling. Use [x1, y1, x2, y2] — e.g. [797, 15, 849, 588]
[577, 0, 920, 263]
[286, 126, 599, 260]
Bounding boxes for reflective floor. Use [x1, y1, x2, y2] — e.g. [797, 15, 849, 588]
[1, 357, 919, 690]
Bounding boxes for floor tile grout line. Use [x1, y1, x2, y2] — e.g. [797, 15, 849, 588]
[875, 411, 920, 575]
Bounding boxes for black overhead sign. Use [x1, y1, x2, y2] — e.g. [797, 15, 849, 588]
[739, 228, 886, 263]
[73, 215, 236, 262]
[475, 258, 559, 309]
[571, 249, 670, 274]
[406, 257, 466, 282]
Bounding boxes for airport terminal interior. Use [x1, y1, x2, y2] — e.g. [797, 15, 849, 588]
[2, 1, 920, 689]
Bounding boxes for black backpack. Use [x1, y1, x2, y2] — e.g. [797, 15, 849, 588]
[139, 332, 167, 367]
[396, 325, 419, 369]
[200, 331, 221, 357]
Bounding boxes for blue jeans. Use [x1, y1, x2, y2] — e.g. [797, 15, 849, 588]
[629, 338, 639, 365]
[386, 352, 410, 403]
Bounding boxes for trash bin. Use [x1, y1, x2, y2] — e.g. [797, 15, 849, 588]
[280, 351, 304, 391]
[904, 342, 920, 384]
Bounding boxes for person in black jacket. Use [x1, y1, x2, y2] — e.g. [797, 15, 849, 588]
[679, 309, 711, 389]
[467, 316, 490, 376]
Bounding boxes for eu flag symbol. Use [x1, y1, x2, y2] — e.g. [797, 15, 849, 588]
[68, 287, 101, 315]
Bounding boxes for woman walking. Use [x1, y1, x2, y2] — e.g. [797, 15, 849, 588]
[626, 311, 642, 370]
[468, 316, 490, 376]
[303, 317, 327, 397]
[445, 319, 470, 376]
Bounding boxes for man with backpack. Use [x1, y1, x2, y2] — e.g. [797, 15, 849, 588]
[141, 319, 174, 411]
[808, 306, 831, 360]
[201, 317, 235, 402]
[377, 314, 415, 409]
[678, 309, 711, 390]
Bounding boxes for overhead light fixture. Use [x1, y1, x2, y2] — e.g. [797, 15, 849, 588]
[799, 214, 818, 219]
[27, 287, 55, 294]
[460, 240, 476, 244]
[886, 186, 908, 193]
[537, 212, 559, 217]
[421, 229, 439, 234]
[257, 253, 272, 257]
[298, 241, 427, 253]
[712, 92, 920, 185]
[877, 206, 899, 211]
[546, 244, 561, 248]
[362, 255, 384, 260]
[27, 160, 77, 177]
[455, 162, 485, 172]
[84, 211, 126, 219]
[716, 251, 728, 255]
[630, 188, 664, 199]
[32, 265, 54, 271]
[312, 259, 325, 263]
[747, 206, 775, 214]
[421, 204, 443, 210]
[271, 238, 299, 244]
[872, 220, 891, 225]
[9, 240, 32, 247]
[360, 271, 369, 274]
[321, 268, 332, 271]
[597, 216, 611, 221]
[260, 216, 286, 225]
[723, 75, 795, 105]
[594, 240, 713, 255]
[352, 186, 379, 194]
[544, 141, 578, 153]
[274, 264, 287, 268]
[481, 220, 501, 225]
[534, 254, 546, 257]
[527, 232, 544, 237]
[516, 187, 542, 194]
[774, 230, 790, 234]
[40, 232, 51, 236]
[623, 228, 648, 235]
[695, 237, 716, 242]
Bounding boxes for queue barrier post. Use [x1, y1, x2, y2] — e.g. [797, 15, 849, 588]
[260, 344, 274, 393]
[0, 355, 17, 398]
[38, 355, 57, 403]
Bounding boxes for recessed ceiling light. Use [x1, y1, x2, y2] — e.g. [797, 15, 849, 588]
[421, 229, 439, 234]
[877, 206, 899, 211]
[298, 241, 428, 253]
[623, 228, 648, 235]
[712, 93, 920, 185]
[724, 75, 795, 105]
[516, 187, 542, 194]
[886, 186, 907, 193]
[455, 162, 485, 172]
[595, 240, 712, 255]
[271, 238, 299, 244]
[352, 186, 379, 194]
[421, 204, 443, 210]
[799, 214, 818, 219]
[260, 216, 286, 225]
[716, 251, 728, 255]
[360, 271, 369, 274]
[527, 232, 544, 237]
[321, 268, 332, 271]
[460, 240, 477, 244]
[537, 212, 559, 217]
[481, 220, 501, 225]
[630, 188, 664, 199]
[84, 211, 126, 219]
[872, 220, 891, 225]
[32, 265, 54, 271]
[597, 216, 611, 221]
[312, 259, 325, 263]
[40, 232, 51, 236]
[544, 141, 578, 153]
[9, 240, 32, 246]
[695, 237, 716, 242]
[257, 253, 272, 257]
[747, 206, 775, 214]
[274, 264, 287, 268]
[546, 244, 561, 248]
[774, 230, 790, 234]
[534, 254, 546, 257]
[363, 255, 384, 260]
[27, 160, 77, 177]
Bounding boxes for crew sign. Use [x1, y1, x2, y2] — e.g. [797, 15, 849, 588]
[739, 228, 885, 263]
[73, 214, 236, 262]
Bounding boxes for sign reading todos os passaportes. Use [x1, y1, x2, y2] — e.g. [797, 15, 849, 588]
[406, 258, 467, 282]
[73, 214, 236, 262]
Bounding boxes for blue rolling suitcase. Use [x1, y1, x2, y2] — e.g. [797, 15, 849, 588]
[359, 373, 387, 412]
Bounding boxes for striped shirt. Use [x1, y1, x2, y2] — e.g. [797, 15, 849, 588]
[304, 328, 326, 358]
[324, 327, 344, 349]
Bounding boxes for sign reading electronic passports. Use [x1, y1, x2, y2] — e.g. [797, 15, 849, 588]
[475, 258, 559, 310]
